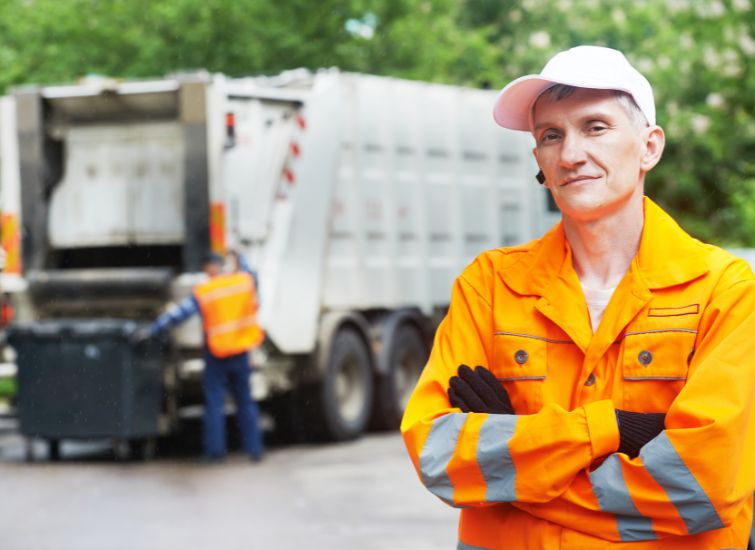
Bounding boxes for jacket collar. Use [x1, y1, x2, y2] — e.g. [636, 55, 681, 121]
[633, 198, 710, 288]
[499, 197, 710, 296]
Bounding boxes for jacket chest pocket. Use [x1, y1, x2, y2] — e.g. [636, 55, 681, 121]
[621, 330, 695, 411]
[492, 334, 547, 414]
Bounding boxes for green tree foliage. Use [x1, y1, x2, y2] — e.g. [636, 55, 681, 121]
[0, 0, 752, 243]
[0, 0, 495, 84]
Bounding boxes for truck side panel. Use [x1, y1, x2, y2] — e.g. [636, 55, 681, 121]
[321, 75, 552, 317]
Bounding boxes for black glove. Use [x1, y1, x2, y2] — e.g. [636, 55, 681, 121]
[130, 327, 153, 344]
[448, 364, 514, 414]
[616, 409, 666, 458]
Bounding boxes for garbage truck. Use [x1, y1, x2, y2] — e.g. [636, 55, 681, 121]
[3, 69, 559, 446]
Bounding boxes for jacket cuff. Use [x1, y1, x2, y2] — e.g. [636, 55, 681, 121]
[583, 399, 620, 459]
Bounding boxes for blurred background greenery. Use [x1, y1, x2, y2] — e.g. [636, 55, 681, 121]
[0, 0, 752, 244]
[0, 377, 14, 399]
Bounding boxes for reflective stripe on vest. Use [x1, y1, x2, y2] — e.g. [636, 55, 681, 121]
[206, 316, 259, 338]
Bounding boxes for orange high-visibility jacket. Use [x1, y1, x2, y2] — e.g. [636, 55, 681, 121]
[193, 272, 264, 358]
[402, 198, 755, 549]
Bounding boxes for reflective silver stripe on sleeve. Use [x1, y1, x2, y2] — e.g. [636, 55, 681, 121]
[477, 414, 518, 502]
[640, 432, 724, 534]
[589, 454, 656, 541]
[419, 413, 467, 504]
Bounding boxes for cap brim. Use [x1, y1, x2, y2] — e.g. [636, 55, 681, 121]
[493, 73, 646, 131]
[493, 76, 557, 131]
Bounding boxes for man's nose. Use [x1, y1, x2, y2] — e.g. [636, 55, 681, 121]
[559, 133, 588, 168]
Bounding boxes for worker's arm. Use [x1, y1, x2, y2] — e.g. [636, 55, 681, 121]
[233, 251, 259, 289]
[145, 295, 200, 337]
[513, 265, 755, 541]
[401, 257, 620, 508]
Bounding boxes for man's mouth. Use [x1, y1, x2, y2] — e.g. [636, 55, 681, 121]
[560, 175, 599, 186]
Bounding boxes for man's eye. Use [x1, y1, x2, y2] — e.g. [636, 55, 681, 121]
[540, 132, 560, 143]
[587, 124, 608, 133]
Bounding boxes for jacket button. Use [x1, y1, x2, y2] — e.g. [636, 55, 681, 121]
[514, 349, 528, 365]
[585, 373, 596, 386]
[638, 350, 653, 365]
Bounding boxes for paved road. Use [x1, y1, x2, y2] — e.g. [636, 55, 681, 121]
[0, 423, 457, 550]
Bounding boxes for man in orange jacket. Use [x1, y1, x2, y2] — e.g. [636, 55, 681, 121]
[144, 251, 265, 462]
[402, 45, 755, 549]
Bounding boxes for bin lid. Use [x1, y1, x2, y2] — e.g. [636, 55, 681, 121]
[7, 318, 142, 340]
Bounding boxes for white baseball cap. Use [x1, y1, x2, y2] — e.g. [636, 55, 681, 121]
[493, 45, 655, 131]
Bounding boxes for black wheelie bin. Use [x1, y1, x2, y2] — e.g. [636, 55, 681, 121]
[7, 319, 169, 461]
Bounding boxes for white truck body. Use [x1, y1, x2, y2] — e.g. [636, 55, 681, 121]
[6, 70, 559, 439]
[220, 71, 558, 354]
[0, 96, 24, 294]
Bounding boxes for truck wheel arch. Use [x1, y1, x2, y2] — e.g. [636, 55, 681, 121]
[374, 308, 428, 377]
[315, 310, 374, 379]
[371, 309, 430, 430]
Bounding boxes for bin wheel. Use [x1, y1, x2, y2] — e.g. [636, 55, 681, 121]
[113, 439, 131, 461]
[24, 438, 34, 462]
[48, 439, 61, 461]
[130, 438, 157, 461]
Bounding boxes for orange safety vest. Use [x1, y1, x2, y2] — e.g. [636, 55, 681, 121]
[402, 198, 755, 549]
[193, 272, 264, 358]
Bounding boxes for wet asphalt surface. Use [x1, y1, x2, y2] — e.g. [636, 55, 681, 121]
[0, 418, 457, 550]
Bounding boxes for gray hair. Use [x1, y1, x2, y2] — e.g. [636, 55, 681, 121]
[535, 84, 649, 130]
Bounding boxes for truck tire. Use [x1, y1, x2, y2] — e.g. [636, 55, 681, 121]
[372, 324, 427, 430]
[310, 327, 373, 441]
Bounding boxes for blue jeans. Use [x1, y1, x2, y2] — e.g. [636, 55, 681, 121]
[202, 350, 264, 458]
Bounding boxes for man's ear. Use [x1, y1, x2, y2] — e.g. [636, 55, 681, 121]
[640, 126, 665, 173]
